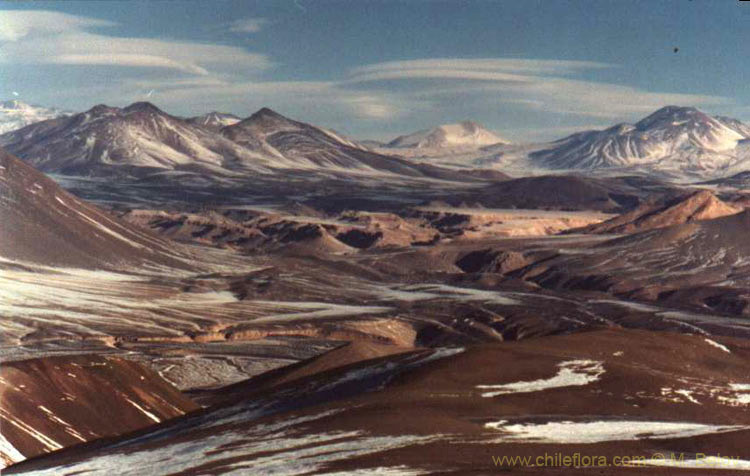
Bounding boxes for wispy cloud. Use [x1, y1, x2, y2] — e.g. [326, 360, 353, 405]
[0, 11, 272, 75]
[0, 10, 114, 41]
[50, 52, 209, 76]
[345, 58, 729, 120]
[228, 17, 269, 34]
[349, 58, 612, 81]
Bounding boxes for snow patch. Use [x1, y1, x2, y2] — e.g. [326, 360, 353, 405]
[633, 456, 750, 470]
[320, 467, 426, 475]
[125, 398, 161, 423]
[0, 432, 25, 469]
[704, 338, 731, 353]
[0, 408, 63, 452]
[484, 419, 748, 443]
[717, 384, 750, 406]
[477, 360, 604, 397]
[16, 408, 442, 476]
[661, 388, 701, 405]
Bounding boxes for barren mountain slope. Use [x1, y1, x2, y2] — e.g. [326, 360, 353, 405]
[0, 355, 198, 468]
[0, 147, 192, 269]
[11, 330, 750, 475]
[577, 189, 742, 234]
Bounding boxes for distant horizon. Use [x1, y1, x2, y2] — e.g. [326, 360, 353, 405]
[2, 0, 749, 142]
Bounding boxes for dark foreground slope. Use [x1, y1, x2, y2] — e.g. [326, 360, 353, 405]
[10, 329, 750, 475]
[0, 355, 198, 468]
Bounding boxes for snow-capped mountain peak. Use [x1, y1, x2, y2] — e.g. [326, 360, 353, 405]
[631, 106, 745, 151]
[387, 121, 509, 149]
[0, 100, 71, 134]
[528, 105, 750, 178]
[634, 105, 706, 129]
[235, 107, 301, 134]
[123, 101, 165, 114]
[223, 107, 362, 149]
[187, 111, 241, 131]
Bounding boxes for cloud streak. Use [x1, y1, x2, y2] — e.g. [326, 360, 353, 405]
[228, 18, 269, 34]
[345, 58, 729, 120]
[0, 11, 272, 76]
[50, 53, 210, 76]
[0, 10, 114, 41]
[349, 58, 613, 78]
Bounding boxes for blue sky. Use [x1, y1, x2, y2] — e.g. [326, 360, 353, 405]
[1, 0, 748, 142]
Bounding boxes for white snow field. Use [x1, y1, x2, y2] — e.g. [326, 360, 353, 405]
[484, 419, 749, 444]
[476, 360, 605, 397]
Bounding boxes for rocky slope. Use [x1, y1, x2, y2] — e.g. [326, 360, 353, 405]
[0, 354, 198, 468]
[511, 209, 750, 313]
[0, 147, 192, 269]
[577, 189, 742, 234]
[11, 329, 750, 475]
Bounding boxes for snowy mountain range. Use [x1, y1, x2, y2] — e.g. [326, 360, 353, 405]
[0, 100, 71, 134]
[386, 121, 509, 150]
[3, 101, 750, 183]
[0, 102, 469, 183]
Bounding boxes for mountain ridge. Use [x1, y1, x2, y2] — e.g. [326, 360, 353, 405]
[0, 103, 483, 184]
[0, 101, 273, 178]
[6, 102, 750, 183]
[574, 189, 743, 234]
